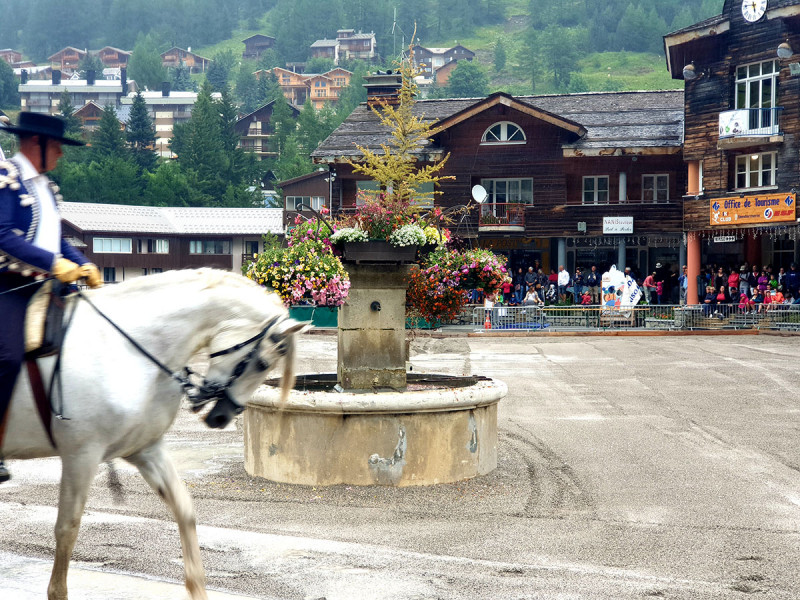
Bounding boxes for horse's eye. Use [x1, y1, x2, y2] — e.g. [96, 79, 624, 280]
[256, 358, 270, 371]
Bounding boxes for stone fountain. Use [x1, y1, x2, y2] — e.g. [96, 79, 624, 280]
[244, 247, 506, 487]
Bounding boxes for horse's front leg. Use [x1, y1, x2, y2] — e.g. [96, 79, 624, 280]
[48, 453, 101, 600]
[126, 441, 208, 600]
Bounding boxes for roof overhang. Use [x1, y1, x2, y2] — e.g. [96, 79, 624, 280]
[563, 146, 682, 158]
[663, 19, 730, 78]
[434, 93, 587, 138]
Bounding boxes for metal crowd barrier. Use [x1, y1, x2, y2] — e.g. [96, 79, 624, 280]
[472, 303, 800, 331]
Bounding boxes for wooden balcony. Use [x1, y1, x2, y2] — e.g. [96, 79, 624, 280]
[718, 107, 783, 149]
[478, 203, 526, 232]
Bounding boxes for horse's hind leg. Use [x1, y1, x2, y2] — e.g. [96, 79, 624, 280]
[48, 454, 101, 600]
[126, 441, 208, 600]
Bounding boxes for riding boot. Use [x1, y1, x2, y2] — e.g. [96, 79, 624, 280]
[0, 460, 9, 483]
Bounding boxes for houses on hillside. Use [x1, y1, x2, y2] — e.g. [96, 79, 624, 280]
[309, 29, 377, 65]
[256, 67, 352, 109]
[407, 44, 475, 86]
[235, 100, 301, 160]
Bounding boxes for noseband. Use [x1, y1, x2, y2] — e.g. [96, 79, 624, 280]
[77, 291, 281, 427]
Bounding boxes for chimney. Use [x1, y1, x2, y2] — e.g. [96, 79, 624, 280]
[161, 81, 170, 97]
[20, 69, 28, 84]
[52, 69, 61, 85]
[363, 70, 402, 107]
[120, 67, 127, 92]
[87, 69, 96, 85]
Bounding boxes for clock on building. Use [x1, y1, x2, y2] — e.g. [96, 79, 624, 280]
[742, 0, 767, 22]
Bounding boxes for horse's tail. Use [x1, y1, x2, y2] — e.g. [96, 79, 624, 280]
[279, 334, 296, 406]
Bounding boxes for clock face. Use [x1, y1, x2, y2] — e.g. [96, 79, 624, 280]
[742, 0, 767, 22]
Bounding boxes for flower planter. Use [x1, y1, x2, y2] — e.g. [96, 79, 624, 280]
[342, 241, 418, 264]
[288, 305, 339, 328]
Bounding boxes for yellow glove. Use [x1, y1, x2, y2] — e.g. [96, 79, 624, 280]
[51, 258, 82, 284]
[80, 263, 103, 288]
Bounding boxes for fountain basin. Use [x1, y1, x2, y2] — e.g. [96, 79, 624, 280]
[244, 374, 507, 487]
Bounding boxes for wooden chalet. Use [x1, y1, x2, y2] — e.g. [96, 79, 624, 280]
[664, 0, 800, 303]
[408, 44, 475, 79]
[310, 39, 339, 62]
[96, 46, 131, 68]
[259, 67, 351, 109]
[312, 83, 686, 275]
[59, 203, 284, 282]
[0, 49, 22, 64]
[48, 47, 87, 73]
[242, 34, 276, 60]
[434, 61, 459, 86]
[235, 100, 301, 160]
[72, 101, 105, 134]
[278, 170, 331, 227]
[160, 47, 211, 73]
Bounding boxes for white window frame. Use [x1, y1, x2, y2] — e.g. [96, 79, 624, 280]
[735, 59, 777, 111]
[93, 237, 132, 253]
[582, 176, 609, 205]
[735, 152, 777, 190]
[285, 196, 325, 211]
[642, 174, 669, 204]
[481, 121, 526, 145]
[480, 178, 534, 208]
[189, 240, 232, 255]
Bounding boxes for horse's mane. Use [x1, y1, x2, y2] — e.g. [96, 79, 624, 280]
[93, 268, 268, 298]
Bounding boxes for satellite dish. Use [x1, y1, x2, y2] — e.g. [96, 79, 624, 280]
[471, 184, 488, 203]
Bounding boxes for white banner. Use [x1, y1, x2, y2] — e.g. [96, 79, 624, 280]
[601, 265, 641, 313]
[718, 109, 749, 137]
[602, 216, 633, 234]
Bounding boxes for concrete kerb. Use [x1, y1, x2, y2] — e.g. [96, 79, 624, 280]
[306, 326, 774, 338]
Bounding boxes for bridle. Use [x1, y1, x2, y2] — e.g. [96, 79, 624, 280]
[77, 290, 281, 426]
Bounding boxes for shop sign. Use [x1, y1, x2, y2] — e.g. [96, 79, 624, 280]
[602, 216, 634, 234]
[713, 235, 736, 243]
[709, 193, 796, 226]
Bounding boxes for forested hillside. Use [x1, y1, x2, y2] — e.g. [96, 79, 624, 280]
[1, 0, 722, 66]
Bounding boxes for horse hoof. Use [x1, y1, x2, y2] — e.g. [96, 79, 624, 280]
[0, 464, 10, 483]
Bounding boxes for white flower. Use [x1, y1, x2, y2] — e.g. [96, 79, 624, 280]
[330, 227, 369, 244]
[389, 224, 426, 247]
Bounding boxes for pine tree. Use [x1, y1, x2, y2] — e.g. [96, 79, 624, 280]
[126, 90, 158, 173]
[92, 104, 127, 158]
[77, 54, 104, 78]
[171, 62, 197, 92]
[446, 61, 490, 98]
[57, 91, 82, 138]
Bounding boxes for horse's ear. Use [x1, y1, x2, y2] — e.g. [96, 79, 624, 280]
[279, 319, 312, 336]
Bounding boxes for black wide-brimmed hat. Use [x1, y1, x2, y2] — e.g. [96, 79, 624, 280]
[0, 112, 84, 146]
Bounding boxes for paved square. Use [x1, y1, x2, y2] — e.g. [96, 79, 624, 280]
[1, 334, 798, 599]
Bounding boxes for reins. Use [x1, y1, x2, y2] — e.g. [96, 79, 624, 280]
[75, 290, 280, 410]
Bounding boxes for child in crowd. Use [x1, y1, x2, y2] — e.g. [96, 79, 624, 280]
[581, 290, 592, 305]
[739, 290, 753, 313]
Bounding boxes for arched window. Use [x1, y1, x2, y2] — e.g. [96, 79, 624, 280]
[481, 122, 526, 144]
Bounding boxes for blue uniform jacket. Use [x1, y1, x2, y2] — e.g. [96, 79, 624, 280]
[0, 158, 87, 276]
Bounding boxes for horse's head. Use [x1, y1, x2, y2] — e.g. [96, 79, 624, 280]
[200, 314, 309, 429]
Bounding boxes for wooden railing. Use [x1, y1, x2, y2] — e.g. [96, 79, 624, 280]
[479, 203, 526, 228]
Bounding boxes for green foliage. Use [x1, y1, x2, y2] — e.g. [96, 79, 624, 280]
[257, 49, 282, 71]
[494, 40, 506, 73]
[305, 57, 335, 75]
[206, 49, 237, 92]
[171, 63, 197, 92]
[234, 66, 262, 114]
[0, 58, 19, 109]
[445, 61, 490, 98]
[128, 33, 167, 91]
[126, 91, 158, 173]
[77, 54, 104, 78]
[56, 91, 82, 138]
[272, 136, 314, 182]
[91, 105, 127, 158]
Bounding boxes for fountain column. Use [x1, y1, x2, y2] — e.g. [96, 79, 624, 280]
[337, 264, 412, 389]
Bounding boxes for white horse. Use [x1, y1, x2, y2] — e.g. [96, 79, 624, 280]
[2, 268, 305, 600]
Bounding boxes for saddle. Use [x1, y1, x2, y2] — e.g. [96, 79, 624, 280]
[25, 280, 71, 359]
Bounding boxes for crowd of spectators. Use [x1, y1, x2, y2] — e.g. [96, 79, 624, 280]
[470, 259, 800, 313]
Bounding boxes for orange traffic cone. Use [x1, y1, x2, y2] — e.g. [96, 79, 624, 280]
[484, 312, 491, 329]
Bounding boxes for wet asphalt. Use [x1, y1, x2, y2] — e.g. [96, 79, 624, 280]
[1, 333, 799, 599]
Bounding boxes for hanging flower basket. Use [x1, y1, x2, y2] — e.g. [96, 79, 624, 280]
[342, 241, 418, 264]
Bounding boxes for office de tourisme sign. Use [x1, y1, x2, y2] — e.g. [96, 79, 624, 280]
[710, 193, 796, 226]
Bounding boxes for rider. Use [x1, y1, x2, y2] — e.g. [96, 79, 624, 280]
[0, 113, 103, 483]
